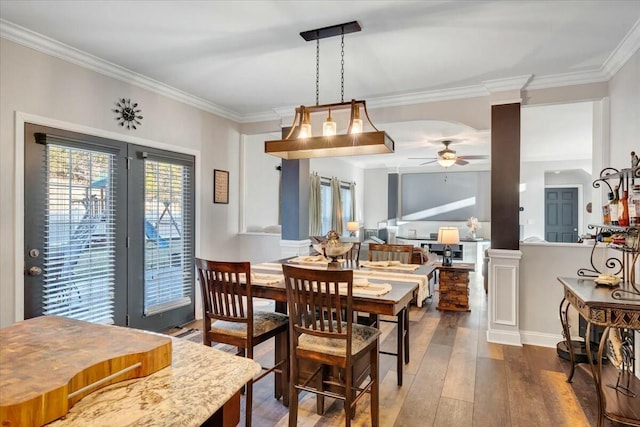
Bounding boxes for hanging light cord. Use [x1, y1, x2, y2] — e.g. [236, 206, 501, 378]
[340, 28, 345, 103]
[315, 38, 320, 106]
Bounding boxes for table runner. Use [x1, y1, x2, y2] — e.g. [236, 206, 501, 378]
[252, 262, 429, 306]
[359, 261, 420, 271]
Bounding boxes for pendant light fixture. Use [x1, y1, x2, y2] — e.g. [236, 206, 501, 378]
[265, 21, 394, 160]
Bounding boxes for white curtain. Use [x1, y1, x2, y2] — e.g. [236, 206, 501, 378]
[331, 177, 343, 235]
[309, 173, 322, 236]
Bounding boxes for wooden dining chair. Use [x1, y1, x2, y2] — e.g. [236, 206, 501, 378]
[363, 243, 415, 382]
[368, 243, 414, 264]
[195, 258, 289, 427]
[345, 242, 361, 263]
[282, 264, 380, 427]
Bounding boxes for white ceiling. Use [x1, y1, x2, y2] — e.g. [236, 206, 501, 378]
[1, 1, 637, 168]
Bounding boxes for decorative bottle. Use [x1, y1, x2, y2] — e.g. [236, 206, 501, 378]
[602, 194, 611, 225]
[619, 187, 629, 226]
[610, 188, 619, 226]
[629, 184, 640, 226]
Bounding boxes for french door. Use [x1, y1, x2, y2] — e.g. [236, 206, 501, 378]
[24, 124, 195, 331]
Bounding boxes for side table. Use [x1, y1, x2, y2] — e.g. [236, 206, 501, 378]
[435, 262, 475, 312]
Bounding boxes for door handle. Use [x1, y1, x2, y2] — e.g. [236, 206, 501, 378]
[27, 266, 42, 276]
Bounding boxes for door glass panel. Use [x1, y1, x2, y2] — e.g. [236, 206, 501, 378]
[143, 159, 193, 315]
[43, 144, 116, 324]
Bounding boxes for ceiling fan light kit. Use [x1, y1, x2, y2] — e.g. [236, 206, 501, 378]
[265, 21, 395, 160]
[411, 140, 488, 168]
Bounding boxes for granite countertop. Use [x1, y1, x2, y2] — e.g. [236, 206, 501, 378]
[48, 337, 261, 426]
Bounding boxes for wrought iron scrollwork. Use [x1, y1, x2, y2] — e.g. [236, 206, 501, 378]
[592, 167, 620, 193]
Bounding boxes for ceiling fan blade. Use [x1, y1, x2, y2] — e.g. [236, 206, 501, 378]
[458, 155, 489, 160]
[455, 158, 469, 165]
[420, 160, 438, 166]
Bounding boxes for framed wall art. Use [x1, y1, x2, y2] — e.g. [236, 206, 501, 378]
[213, 169, 229, 204]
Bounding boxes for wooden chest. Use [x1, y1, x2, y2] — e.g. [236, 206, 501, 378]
[436, 263, 475, 312]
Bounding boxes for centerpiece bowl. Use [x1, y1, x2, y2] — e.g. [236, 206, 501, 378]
[312, 230, 353, 266]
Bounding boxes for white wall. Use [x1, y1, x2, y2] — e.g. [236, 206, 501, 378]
[238, 131, 366, 261]
[519, 242, 612, 345]
[0, 39, 242, 327]
[363, 168, 388, 229]
[609, 49, 639, 169]
[519, 159, 593, 239]
[241, 133, 280, 231]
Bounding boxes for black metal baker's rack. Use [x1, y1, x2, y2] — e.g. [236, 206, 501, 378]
[577, 166, 639, 301]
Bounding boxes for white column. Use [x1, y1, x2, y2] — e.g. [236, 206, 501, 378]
[487, 248, 523, 346]
[280, 239, 311, 259]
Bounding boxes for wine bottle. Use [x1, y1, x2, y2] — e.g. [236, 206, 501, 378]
[619, 188, 629, 226]
[629, 184, 640, 226]
[602, 193, 612, 225]
[610, 187, 619, 226]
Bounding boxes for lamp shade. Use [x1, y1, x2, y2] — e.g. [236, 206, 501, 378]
[346, 221, 359, 232]
[437, 227, 460, 245]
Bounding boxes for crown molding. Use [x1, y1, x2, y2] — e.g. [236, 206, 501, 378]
[3, 17, 637, 125]
[526, 69, 610, 90]
[366, 85, 489, 109]
[602, 17, 640, 78]
[0, 19, 242, 122]
[483, 75, 533, 93]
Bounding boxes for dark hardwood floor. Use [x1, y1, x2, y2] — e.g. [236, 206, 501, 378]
[183, 272, 627, 426]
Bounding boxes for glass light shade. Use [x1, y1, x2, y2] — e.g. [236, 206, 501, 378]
[323, 112, 336, 136]
[346, 221, 359, 232]
[350, 118, 363, 134]
[437, 158, 456, 167]
[298, 123, 312, 138]
[437, 227, 460, 244]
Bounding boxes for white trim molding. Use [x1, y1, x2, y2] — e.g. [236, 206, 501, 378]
[487, 248, 523, 347]
[280, 239, 312, 259]
[520, 330, 564, 349]
[0, 19, 240, 122]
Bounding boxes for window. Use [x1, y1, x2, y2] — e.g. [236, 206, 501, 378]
[319, 180, 353, 236]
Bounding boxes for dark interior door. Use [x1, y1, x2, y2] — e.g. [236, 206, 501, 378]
[24, 124, 195, 332]
[545, 187, 578, 242]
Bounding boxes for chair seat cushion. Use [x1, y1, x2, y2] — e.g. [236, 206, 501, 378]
[210, 311, 288, 338]
[298, 324, 380, 357]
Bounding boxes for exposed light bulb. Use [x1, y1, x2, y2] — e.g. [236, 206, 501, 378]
[350, 104, 363, 134]
[299, 110, 312, 139]
[323, 109, 336, 136]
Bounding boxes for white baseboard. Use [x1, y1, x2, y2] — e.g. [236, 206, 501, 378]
[520, 330, 563, 348]
[487, 329, 522, 347]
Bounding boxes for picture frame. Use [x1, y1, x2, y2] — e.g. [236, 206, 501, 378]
[213, 169, 229, 204]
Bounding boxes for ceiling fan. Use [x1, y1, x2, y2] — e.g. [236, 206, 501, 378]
[409, 140, 489, 167]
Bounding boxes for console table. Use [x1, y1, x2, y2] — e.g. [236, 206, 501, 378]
[436, 262, 475, 312]
[557, 277, 640, 427]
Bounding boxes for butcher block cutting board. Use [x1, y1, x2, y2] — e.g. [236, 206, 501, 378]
[0, 316, 172, 427]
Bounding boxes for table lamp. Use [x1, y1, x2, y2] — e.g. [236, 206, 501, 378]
[346, 221, 359, 237]
[437, 227, 459, 266]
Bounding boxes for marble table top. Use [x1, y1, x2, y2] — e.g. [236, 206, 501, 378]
[48, 337, 261, 426]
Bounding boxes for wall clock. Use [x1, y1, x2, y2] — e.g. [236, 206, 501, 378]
[114, 98, 143, 130]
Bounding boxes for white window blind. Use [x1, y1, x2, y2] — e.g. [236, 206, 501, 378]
[43, 144, 116, 324]
[143, 159, 193, 316]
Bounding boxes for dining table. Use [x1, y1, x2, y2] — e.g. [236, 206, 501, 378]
[248, 256, 436, 390]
